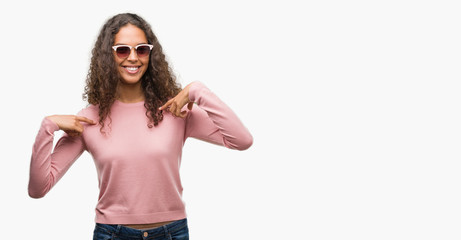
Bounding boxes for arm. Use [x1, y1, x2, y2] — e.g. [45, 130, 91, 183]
[28, 114, 95, 198]
[185, 82, 253, 150]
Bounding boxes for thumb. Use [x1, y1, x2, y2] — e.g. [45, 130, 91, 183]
[187, 102, 194, 110]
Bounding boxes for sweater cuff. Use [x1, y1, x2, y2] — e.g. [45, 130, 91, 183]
[42, 117, 60, 134]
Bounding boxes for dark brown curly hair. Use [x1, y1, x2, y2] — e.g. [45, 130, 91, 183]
[83, 13, 181, 132]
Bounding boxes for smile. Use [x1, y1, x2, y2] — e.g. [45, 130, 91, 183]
[123, 66, 141, 74]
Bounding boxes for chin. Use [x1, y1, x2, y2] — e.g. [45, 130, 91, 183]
[120, 77, 142, 85]
[118, 70, 146, 85]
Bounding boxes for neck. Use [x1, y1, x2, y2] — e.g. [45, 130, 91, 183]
[116, 82, 145, 103]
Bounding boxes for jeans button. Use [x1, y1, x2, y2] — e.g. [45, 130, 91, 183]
[143, 232, 148, 237]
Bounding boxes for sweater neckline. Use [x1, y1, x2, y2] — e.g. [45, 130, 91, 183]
[113, 99, 145, 107]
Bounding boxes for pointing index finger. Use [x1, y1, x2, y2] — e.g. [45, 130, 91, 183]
[159, 99, 173, 111]
[76, 116, 96, 125]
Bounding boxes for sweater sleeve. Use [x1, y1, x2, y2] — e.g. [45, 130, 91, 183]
[28, 117, 86, 198]
[185, 81, 253, 150]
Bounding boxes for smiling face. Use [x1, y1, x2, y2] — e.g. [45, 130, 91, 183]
[113, 24, 150, 86]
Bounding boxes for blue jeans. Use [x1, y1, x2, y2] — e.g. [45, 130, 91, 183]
[93, 218, 189, 240]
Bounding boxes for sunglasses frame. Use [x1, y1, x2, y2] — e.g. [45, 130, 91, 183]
[112, 44, 154, 58]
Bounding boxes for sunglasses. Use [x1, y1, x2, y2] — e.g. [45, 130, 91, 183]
[112, 44, 154, 58]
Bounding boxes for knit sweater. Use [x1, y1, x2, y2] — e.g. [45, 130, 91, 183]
[28, 81, 253, 224]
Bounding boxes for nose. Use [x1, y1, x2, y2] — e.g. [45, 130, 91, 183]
[127, 48, 138, 61]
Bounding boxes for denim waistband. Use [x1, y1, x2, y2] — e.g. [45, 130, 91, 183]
[95, 218, 187, 239]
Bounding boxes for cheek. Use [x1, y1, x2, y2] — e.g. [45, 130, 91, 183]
[142, 58, 150, 67]
[113, 54, 122, 65]
[141, 59, 150, 71]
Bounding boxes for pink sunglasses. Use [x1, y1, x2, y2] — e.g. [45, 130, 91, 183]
[112, 44, 153, 58]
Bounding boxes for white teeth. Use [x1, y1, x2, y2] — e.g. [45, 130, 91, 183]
[125, 67, 139, 71]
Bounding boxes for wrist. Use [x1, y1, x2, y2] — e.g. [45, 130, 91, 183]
[43, 116, 60, 132]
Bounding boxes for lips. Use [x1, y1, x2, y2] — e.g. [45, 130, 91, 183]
[123, 66, 141, 74]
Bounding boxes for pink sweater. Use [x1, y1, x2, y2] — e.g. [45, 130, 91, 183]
[28, 82, 253, 224]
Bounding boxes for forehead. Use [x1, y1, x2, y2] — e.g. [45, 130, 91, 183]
[114, 24, 147, 45]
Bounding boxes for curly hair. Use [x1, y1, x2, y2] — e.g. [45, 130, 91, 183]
[83, 13, 181, 132]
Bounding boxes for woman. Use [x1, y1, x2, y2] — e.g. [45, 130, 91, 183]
[28, 13, 253, 240]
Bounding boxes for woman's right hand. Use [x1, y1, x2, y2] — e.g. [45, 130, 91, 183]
[46, 115, 96, 137]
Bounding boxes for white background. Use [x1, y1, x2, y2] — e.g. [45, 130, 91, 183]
[1, 0, 460, 239]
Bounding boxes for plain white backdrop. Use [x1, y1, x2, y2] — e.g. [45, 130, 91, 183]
[1, 0, 460, 239]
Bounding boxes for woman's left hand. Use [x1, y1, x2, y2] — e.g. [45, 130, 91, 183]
[159, 83, 194, 118]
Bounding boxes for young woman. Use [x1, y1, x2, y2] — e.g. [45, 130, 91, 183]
[28, 13, 253, 240]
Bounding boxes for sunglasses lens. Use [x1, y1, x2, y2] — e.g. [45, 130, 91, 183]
[136, 46, 151, 57]
[116, 46, 131, 58]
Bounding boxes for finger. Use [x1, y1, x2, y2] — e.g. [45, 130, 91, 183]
[175, 104, 183, 117]
[179, 110, 188, 118]
[169, 102, 177, 116]
[74, 123, 84, 133]
[66, 130, 80, 137]
[159, 99, 173, 111]
[187, 102, 194, 110]
[76, 116, 96, 124]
